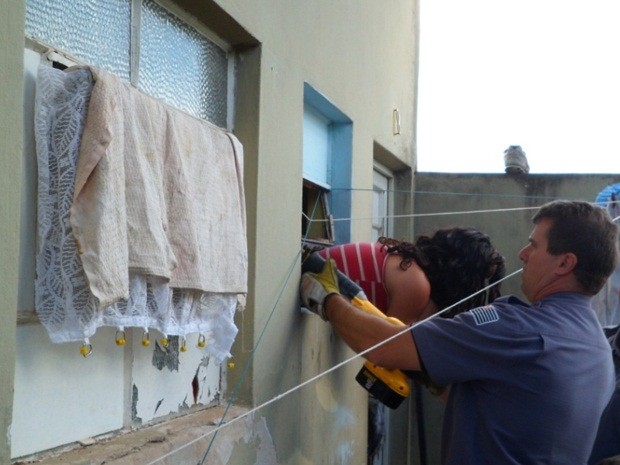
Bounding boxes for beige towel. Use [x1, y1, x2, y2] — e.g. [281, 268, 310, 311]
[72, 67, 247, 310]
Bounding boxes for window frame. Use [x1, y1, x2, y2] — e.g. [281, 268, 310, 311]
[301, 83, 352, 247]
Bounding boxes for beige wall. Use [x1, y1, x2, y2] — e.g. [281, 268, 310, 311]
[414, 173, 620, 297]
[224, 2, 419, 462]
[5, 1, 620, 462]
[0, 0, 24, 463]
[4, 0, 419, 462]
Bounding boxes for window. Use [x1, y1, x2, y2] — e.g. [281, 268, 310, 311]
[301, 83, 352, 247]
[25, 0, 232, 128]
[16, 0, 242, 457]
[139, 0, 230, 127]
[372, 165, 393, 242]
[25, 0, 132, 79]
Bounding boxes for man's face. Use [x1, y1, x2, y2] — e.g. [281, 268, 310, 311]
[518, 218, 565, 302]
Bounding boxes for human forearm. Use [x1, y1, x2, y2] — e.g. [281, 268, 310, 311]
[324, 294, 422, 371]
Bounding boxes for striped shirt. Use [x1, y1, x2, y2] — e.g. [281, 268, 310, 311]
[318, 242, 390, 311]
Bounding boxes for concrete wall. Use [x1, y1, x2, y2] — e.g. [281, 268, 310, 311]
[412, 172, 620, 464]
[0, 1, 24, 464]
[13, 46, 223, 460]
[219, 2, 419, 463]
[414, 173, 620, 297]
[5, 1, 619, 462]
[4, 0, 420, 463]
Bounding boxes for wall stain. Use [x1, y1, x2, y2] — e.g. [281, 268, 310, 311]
[154, 398, 164, 415]
[152, 336, 180, 372]
[188, 356, 215, 405]
[178, 395, 189, 411]
[192, 373, 199, 405]
[132, 384, 142, 426]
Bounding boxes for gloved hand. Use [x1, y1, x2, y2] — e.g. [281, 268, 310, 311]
[300, 258, 341, 320]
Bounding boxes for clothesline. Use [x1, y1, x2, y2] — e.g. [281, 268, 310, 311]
[148, 202, 620, 463]
[147, 201, 620, 465]
[330, 187, 620, 203]
[303, 205, 541, 224]
[151, 197, 550, 463]
[147, 266, 525, 465]
[304, 200, 620, 224]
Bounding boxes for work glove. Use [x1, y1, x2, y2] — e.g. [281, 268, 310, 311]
[300, 258, 341, 320]
[302, 251, 367, 300]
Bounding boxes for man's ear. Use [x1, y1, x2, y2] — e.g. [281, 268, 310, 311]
[556, 252, 578, 276]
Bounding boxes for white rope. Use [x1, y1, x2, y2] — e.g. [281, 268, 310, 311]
[145, 267, 523, 464]
[306, 201, 620, 224]
[329, 205, 540, 223]
[148, 200, 618, 463]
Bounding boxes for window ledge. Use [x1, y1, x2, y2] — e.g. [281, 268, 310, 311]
[13, 404, 249, 465]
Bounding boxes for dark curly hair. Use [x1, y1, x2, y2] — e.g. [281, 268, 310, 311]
[379, 227, 506, 317]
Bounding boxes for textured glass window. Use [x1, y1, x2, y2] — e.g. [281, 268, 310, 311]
[139, 0, 229, 127]
[25, 0, 131, 81]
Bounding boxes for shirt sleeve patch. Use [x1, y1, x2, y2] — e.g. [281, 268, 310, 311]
[471, 306, 500, 326]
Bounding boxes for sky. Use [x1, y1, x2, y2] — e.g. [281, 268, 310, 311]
[417, 0, 620, 174]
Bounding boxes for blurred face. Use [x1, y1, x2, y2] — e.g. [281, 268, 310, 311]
[518, 218, 565, 302]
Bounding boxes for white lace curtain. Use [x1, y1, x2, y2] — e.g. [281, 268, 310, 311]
[34, 64, 244, 363]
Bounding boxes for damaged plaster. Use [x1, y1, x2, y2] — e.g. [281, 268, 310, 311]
[152, 337, 180, 371]
[132, 384, 142, 425]
[206, 414, 277, 465]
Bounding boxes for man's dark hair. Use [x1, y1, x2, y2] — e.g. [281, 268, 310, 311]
[533, 200, 619, 295]
[380, 227, 506, 317]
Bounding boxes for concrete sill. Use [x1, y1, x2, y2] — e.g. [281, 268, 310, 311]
[13, 404, 249, 465]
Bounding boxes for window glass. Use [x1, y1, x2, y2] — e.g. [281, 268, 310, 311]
[372, 169, 390, 242]
[302, 181, 334, 245]
[25, 0, 131, 80]
[303, 105, 331, 188]
[139, 0, 229, 126]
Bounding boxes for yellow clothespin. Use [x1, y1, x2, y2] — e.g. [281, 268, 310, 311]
[80, 338, 93, 358]
[141, 330, 151, 347]
[115, 328, 126, 346]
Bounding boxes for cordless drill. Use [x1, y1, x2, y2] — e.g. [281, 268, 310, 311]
[302, 252, 410, 409]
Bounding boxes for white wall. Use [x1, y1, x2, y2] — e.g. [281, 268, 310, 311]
[13, 326, 125, 457]
[9, 0, 420, 462]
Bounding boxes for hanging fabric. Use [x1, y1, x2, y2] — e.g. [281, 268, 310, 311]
[34, 64, 246, 363]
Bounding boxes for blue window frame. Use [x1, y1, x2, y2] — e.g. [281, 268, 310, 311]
[302, 83, 352, 245]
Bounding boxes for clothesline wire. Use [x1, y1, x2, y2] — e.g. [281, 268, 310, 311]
[148, 199, 617, 464]
[304, 200, 620, 224]
[147, 266, 523, 464]
[330, 188, 620, 205]
[194, 249, 303, 465]
[303, 205, 540, 224]
[155, 195, 534, 464]
[193, 192, 325, 464]
[329, 187, 577, 201]
[147, 250, 304, 465]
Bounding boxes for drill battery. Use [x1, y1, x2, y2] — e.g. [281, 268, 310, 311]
[355, 360, 410, 409]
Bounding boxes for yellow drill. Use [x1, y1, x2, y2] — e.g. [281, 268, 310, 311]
[349, 295, 411, 409]
[302, 252, 411, 409]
